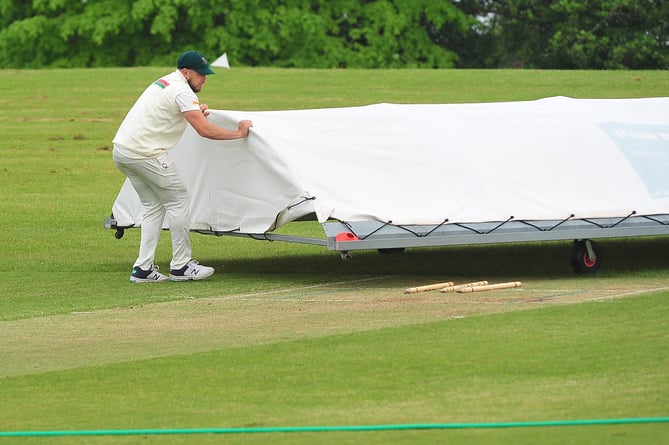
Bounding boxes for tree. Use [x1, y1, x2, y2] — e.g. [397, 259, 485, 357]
[452, 0, 669, 69]
[1, 0, 666, 69]
[0, 0, 468, 69]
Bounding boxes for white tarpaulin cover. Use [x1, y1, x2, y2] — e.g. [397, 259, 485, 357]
[111, 96, 669, 234]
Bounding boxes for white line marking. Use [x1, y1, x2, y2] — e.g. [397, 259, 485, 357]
[214, 276, 392, 301]
[588, 286, 669, 302]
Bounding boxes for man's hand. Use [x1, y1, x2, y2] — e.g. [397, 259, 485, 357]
[238, 119, 253, 137]
[200, 104, 210, 117]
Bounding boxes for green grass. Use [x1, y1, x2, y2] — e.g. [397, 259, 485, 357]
[2, 294, 668, 444]
[1, 68, 668, 444]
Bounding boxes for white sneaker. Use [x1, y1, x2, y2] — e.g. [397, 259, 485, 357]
[169, 260, 215, 281]
[130, 264, 169, 283]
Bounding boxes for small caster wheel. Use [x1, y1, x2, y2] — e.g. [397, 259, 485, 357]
[115, 228, 125, 239]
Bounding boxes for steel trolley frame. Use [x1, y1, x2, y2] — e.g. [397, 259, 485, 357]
[105, 211, 669, 274]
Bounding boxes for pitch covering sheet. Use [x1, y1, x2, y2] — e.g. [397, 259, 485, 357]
[111, 97, 669, 233]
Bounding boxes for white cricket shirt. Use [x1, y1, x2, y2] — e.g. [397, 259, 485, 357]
[113, 70, 201, 158]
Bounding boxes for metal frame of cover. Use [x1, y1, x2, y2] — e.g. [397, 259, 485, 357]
[107, 211, 669, 253]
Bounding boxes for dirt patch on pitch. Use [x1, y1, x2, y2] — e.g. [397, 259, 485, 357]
[3, 276, 668, 377]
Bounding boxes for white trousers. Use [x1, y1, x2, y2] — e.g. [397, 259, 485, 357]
[113, 148, 192, 271]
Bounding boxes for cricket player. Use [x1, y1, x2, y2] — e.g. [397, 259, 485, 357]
[112, 50, 253, 283]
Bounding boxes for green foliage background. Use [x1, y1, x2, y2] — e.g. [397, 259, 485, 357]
[0, 0, 667, 69]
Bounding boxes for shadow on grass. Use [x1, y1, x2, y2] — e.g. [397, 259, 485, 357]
[208, 236, 669, 280]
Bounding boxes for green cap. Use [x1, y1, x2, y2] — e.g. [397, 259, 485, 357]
[177, 50, 215, 75]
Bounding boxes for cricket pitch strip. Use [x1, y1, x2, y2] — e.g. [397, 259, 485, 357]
[3, 276, 668, 377]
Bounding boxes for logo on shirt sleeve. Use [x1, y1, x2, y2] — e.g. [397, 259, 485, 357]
[153, 79, 170, 89]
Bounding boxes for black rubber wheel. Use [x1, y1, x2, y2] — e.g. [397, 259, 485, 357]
[114, 228, 125, 239]
[340, 251, 352, 261]
[571, 239, 602, 274]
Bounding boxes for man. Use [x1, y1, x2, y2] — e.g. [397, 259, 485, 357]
[113, 50, 252, 283]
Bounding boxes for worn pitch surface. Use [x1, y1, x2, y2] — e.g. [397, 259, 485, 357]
[3, 276, 667, 377]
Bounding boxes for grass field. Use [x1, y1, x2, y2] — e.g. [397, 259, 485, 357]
[1, 68, 668, 444]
